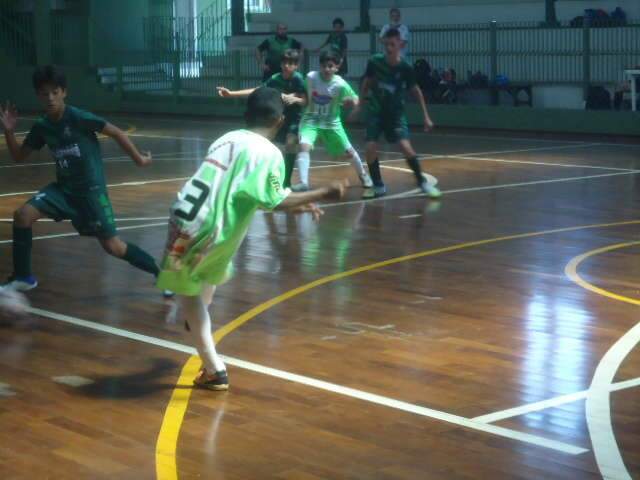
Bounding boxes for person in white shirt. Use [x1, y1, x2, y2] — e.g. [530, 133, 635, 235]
[379, 8, 410, 58]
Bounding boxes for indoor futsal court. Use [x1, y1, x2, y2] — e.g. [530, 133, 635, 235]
[2, 0, 640, 479]
[1, 115, 640, 479]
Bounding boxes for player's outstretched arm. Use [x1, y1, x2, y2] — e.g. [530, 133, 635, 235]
[0, 101, 32, 163]
[411, 85, 434, 132]
[282, 93, 307, 106]
[275, 180, 348, 221]
[217, 86, 259, 98]
[102, 123, 152, 167]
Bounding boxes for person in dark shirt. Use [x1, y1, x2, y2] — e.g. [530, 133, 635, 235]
[316, 18, 349, 76]
[0, 66, 162, 293]
[256, 23, 303, 82]
[218, 49, 307, 187]
[614, 66, 640, 110]
[355, 28, 440, 200]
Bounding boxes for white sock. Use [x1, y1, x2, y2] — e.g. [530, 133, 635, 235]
[348, 149, 366, 177]
[296, 150, 310, 185]
[180, 295, 226, 373]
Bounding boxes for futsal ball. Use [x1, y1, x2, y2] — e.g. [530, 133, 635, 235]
[0, 289, 30, 317]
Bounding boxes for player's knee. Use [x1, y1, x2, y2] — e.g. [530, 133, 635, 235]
[365, 143, 378, 161]
[13, 207, 35, 228]
[101, 238, 126, 257]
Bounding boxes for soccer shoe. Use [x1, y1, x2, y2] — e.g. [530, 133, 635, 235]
[193, 368, 229, 391]
[162, 289, 175, 299]
[1, 276, 38, 292]
[291, 183, 310, 192]
[359, 172, 374, 188]
[420, 181, 442, 199]
[0, 288, 30, 316]
[362, 184, 387, 199]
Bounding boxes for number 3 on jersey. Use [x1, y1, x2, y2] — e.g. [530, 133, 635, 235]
[174, 178, 210, 222]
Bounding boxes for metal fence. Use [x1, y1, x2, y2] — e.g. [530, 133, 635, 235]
[392, 21, 640, 86]
[2, 11, 639, 97]
[0, 8, 35, 65]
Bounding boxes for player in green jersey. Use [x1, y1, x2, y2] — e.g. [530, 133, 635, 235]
[0, 66, 162, 292]
[356, 28, 441, 199]
[295, 50, 373, 192]
[157, 88, 346, 390]
[217, 49, 307, 188]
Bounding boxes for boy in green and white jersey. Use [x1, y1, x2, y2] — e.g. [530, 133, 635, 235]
[157, 88, 346, 390]
[294, 50, 372, 192]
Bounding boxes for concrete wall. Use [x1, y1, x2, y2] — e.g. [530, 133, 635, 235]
[89, 0, 150, 52]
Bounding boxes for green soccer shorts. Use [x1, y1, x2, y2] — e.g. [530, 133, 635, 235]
[28, 183, 117, 238]
[298, 123, 353, 157]
[365, 111, 410, 144]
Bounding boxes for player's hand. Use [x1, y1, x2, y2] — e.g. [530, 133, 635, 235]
[342, 97, 357, 109]
[0, 101, 18, 133]
[292, 203, 325, 222]
[347, 104, 361, 122]
[325, 179, 349, 200]
[424, 116, 434, 132]
[217, 86, 232, 98]
[282, 93, 298, 106]
[137, 151, 152, 167]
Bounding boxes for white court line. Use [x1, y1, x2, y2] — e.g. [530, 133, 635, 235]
[584, 318, 640, 480]
[0, 176, 190, 198]
[453, 142, 603, 158]
[0, 157, 201, 169]
[399, 214, 422, 219]
[18, 115, 640, 148]
[472, 377, 640, 424]
[0, 161, 352, 198]
[0, 217, 168, 223]
[26, 306, 588, 456]
[319, 170, 640, 209]
[0, 222, 167, 245]
[446, 155, 636, 172]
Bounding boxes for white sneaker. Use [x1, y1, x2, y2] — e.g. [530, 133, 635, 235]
[359, 172, 374, 188]
[291, 183, 310, 192]
[1, 276, 38, 292]
[420, 182, 442, 199]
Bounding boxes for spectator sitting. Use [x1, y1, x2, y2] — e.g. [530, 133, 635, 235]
[614, 66, 640, 110]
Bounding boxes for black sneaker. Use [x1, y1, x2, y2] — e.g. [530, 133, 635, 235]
[193, 368, 229, 391]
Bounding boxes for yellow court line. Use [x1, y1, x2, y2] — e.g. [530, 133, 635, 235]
[565, 241, 640, 306]
[156, 219, 640, 480]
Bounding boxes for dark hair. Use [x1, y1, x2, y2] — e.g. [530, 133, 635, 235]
[32, 65, 67, 91]
[389, 7, 400, 15]
[245, 87, 283, 128]
[333, 17, 344, 27]
[382, 27, 402, 40]
[319, 49, 342, 65]
[282, 49, 300, 65]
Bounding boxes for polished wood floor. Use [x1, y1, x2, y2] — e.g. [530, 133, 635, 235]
[1, 114, 639, 479]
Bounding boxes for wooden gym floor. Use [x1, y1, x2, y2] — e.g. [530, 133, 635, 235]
[0, 114, 639, 479]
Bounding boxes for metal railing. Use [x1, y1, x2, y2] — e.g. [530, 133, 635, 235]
[0, 9, 35, 65]
[380, 21, 640, 86]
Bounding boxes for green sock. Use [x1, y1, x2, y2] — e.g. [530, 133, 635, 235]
[13, 226, 33, 278]
[284, 153, 296, 188]
[123, 242, 160, 276]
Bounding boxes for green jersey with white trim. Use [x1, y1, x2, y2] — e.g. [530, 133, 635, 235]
[23, 105, 107, 194]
